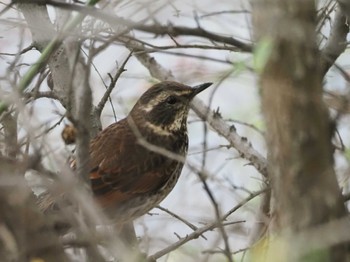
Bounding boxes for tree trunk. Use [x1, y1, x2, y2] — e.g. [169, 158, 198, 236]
[252, 0, 348, 260]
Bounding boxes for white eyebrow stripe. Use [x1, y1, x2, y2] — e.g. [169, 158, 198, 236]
[141, 90, 193, 112]
[173, 90, 192, 96]
[141, 93, 163, 112]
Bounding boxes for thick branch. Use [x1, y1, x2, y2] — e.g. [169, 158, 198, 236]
[191, 99, 267, 177]
[320, 6, 349, 75]
[18, 3, 72, 108]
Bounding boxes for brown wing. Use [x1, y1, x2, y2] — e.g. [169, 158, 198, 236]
[89, 118, 170, 208]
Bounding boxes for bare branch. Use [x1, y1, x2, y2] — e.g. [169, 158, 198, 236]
[320, 5, 349, 75]
[147, 188, 266, 261]
[196, 170, 233, 262]
[191, 101, 268, 177]
[33, 0, 253, 52]
[1, 113, 18, 158]
[156, 206, 207, 240]
[95, 51, 132, 117]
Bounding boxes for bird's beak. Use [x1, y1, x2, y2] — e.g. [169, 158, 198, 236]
[191, 82, 213, 97]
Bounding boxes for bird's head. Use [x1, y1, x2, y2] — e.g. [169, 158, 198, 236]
[129, 81, 212, 135]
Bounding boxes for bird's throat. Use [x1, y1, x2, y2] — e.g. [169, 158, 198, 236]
[142, 118, 187, 137]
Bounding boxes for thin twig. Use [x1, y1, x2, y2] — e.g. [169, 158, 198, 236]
[95, 51, 133, 117]
[202, 246, 249, 255]
[147, 188, 266, 261]
[33, 0, 253, 52]
[225, 118, 264, 136]
[0, 44, 35, 56]
[156, 205, 207, 240]
[196, 170, 233, 262]
[201, 9, 250, 18]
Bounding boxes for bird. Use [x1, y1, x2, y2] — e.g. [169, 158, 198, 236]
[89, 81, 212, 222]
[40, 81, 212, 224]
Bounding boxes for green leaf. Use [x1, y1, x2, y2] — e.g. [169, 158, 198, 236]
[254, 37, 274, 73]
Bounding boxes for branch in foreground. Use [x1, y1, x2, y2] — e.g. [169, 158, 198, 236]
[0, 157, 69, 261]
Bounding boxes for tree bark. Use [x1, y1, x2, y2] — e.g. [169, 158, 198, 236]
[252, 0, 348, 260]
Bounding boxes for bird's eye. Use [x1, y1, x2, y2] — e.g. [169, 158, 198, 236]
[166, 96, 178, 105]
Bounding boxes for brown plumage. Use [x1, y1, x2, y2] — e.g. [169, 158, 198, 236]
[41, 81, 212, 224]
[88, 81, 211, 222]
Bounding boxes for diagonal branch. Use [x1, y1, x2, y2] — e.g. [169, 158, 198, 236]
[95, 51, 133, 117]
[156, 206, 207, 240]
[147, 188, 266, 261]
[320, 5, 349, 75]
[191, 100, 268, 177]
